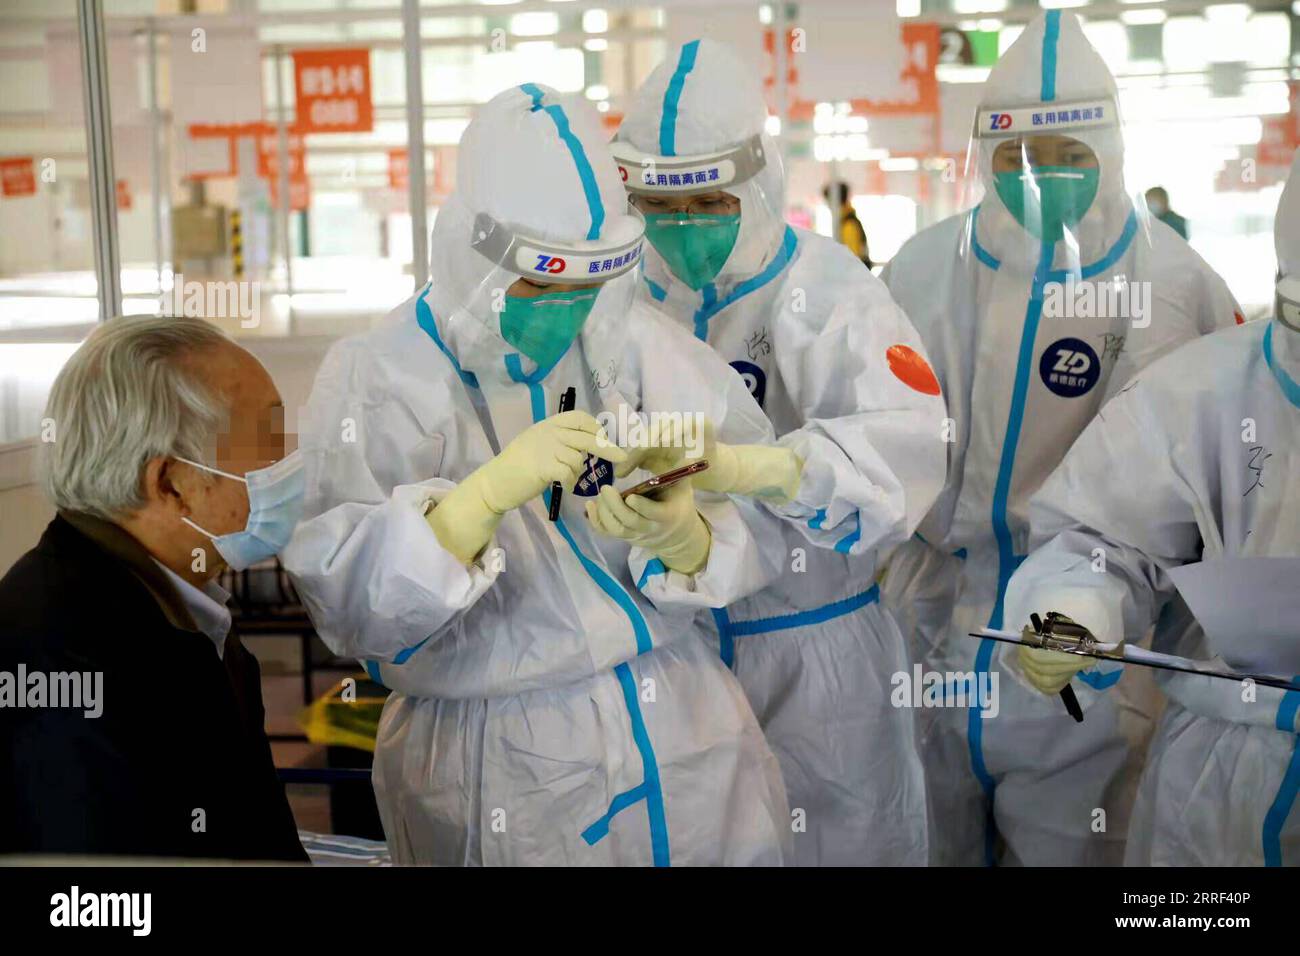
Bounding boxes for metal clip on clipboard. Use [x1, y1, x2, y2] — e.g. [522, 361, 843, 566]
[975, 611, 1117, 724]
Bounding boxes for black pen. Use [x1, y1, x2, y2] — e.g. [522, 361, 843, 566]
[1031, 613, 1085, 723]
[548, 386, 576, 521]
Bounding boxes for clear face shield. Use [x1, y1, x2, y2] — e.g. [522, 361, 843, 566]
[960, 96, 1152, 275]
[610, 134, 776, 290]
[464, 207, 647, 369]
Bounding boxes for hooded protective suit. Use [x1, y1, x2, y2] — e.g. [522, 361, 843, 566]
[617, 39, 948, 866]
[1002, 149, 1300, 866]
[282, 84, 792, 866]
[881, 11, 1242, 865]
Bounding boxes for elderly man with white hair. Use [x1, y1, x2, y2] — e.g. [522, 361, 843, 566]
[0, 315, 306, 862]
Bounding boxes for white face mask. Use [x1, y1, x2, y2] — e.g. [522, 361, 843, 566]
[177, 451, 305, 570]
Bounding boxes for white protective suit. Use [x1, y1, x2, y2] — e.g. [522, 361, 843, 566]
[615, 39, 948, 866]
[881, 11, 1243, 865]
[283, 84, 792, 866]
[1002, 151, 1300, 866]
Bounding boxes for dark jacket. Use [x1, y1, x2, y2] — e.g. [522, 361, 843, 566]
[0, 512, 306, 862]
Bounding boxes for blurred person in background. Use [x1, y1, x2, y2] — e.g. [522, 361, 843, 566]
[824, 180, 872, 267]
[881, 10, 1242, 867]
[1145, 186, 1188, 240]
[0, 315, 307, 862]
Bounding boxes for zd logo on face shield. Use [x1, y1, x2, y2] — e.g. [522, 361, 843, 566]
[731, 360, 767, 408]
[1040, 337, 1101, 398]
[988, 113, 1013, 131]
[534, 255, 566, 275]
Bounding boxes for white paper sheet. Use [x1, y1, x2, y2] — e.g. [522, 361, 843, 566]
[1168, 557, 1300, 674]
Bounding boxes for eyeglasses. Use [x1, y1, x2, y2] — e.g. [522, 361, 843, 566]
[632, 193, 741, 217]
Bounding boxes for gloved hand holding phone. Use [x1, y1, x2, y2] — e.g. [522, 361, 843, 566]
[427, 411, 625, 564]
[585, 480, 711, 575]
[616, 416, 803, 503]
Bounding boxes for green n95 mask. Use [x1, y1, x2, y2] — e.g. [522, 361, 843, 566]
[994, 166, 1100, 243]
[643, 213, 741, 290]
[499, 287, 599, 369]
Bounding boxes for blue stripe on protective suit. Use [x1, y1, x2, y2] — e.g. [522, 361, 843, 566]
[710, 587, 880, 669]
[1263, 680, 1300, 867]
[727, 585, 880, 637]
[712, 607, 736, 669]
[500, 355, 671, 865]
[1041, 10, 1061, 103]
[970, 206, 1002, 271]
[809, 507, 861, 552]
[834, 513, 862, 555]
[1076, 667, 1123, 691]
[968, 238, 1055, 866]
[636, 557, 667, 590]
[519, 83, 604, 241]
[1264, 322, 1300, 408]
[659, 39, 700, 157]
[1047, 211, 1137, 285]
[691, 226, 800, 342]
[576, 666, 671, 865]
[416, 290, 479, 388]
[504, 355, 654, 657]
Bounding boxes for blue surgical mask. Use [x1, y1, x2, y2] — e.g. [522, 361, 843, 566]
[179, 450, 306, 570]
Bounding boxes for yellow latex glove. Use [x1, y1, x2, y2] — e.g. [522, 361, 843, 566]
[697, 441, 802, 502]
[427, 410, 625, 564]
[585, 481, 710, 574]
[1018, 645, 1087, 695]
[613, 415, 696, 479]
[616, 417, 802, 503]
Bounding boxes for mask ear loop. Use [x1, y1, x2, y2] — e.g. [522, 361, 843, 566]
[172, 456, 247, 542]
[174, 455, 248, 485]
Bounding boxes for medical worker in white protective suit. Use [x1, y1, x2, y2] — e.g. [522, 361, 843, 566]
[282, 83, 793, 866]
[1009, 149, 1300, 866]
[881, 10, 1242, 866]
[612, 39, 948, 866]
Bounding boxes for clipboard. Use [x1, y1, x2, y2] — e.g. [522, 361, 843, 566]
[972, 616, 1300, 696]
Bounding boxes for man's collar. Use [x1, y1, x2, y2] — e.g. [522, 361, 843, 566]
[58, 509, 203, 634]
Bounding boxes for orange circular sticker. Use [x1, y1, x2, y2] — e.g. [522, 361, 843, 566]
[886, 344, 941, 395]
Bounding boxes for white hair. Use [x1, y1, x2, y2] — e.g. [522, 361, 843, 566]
[40, 315, 232, 519]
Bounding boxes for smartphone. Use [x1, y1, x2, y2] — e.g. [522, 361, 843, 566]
[621, 460, 709, 500]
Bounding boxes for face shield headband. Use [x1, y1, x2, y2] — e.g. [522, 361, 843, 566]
[611, 134, 767, 197]
[1275, 275, 1300, 333]
[469, 211, 646, 285]
[974, 98, 1119, 142]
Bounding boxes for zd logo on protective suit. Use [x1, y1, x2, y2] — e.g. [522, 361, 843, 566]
[1040, 337, 1101, 398]
[572, 455, 614, 496]
[731, 360, 767, 407]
